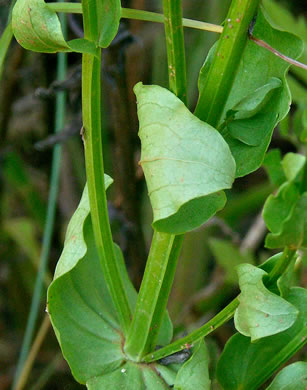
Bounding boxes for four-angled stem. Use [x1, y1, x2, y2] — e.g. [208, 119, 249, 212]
[124, 0, 187, 361]
[81, 0, 131, 335]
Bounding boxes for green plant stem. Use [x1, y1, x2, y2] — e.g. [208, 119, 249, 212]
[163, 0, 187, 103]
[194, 0, 261, 127]
[47, 3, 223, 34]
[124, 0, 187, 361]
[144, 244, 295, 362]
[246, 327, 307, 390]
[144, 297, 239, 362]
[11, 17, 67, 389]
[124, 233, 184, 361]
[267, 247, 296, 286]
[81, 0, 131, 335]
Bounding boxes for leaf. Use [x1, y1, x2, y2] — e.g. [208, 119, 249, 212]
[197, 10, 303, 177]
[48, 178, 173, 385]
[234, 264, 298, 341]
[174, 341, 211, 390]
[265, 192, 307, 249]
[263, 149, 286, 187]
[217, 287, 307, 390]
[98, 0, 121, 48]
[87, 341, 211, 389]
[263, 182, 300, 235]
[229, 78, 282, 119]
[135, 82, 236, 234]
[226, 78, 282, 147]
[266, 362, 307, 390]
[281, 153, 305, 182]
[12, 0, 97, 54]
[209, 239, 255, 285]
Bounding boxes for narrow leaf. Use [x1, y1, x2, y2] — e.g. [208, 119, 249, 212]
[135, 82, 235, 234]
[234, 264, 298, 341]
[87, 340, 210, 389]
[265, 192, 307, 249]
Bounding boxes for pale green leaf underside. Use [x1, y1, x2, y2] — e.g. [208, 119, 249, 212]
[48, 178, 173, 385]
[263, 182, 300, 235]
[281, 153, 305, 182]
[230, 77, 282, 117]
[135, 82, 235, 234]
[234, 264, 298, 341]
[217, 287, 307, 390]
[12, 0, 97, 55]
[263, 149, 286, 187]
[266, 362, 307, 390]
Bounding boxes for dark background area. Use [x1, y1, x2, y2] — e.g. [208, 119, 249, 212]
[0, 0, 306, 388]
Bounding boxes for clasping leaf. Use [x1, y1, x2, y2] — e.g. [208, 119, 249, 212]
[48, 178, 172, 384]
[135, 82, 236, 234]
[234, 264, 298, 341]
[12, 0, 97, 55]
[197, 10, 303, 177]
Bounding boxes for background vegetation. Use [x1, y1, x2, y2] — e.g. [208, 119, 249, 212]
[0, 0, 306, 388]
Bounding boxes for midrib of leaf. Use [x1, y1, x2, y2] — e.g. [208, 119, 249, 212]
[81, 0, 131, 335]
[124, 0, 187, 361]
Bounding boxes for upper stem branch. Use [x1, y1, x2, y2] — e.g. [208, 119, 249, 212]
[47, 3, 223, 34]
[144, 244, 296, 362]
